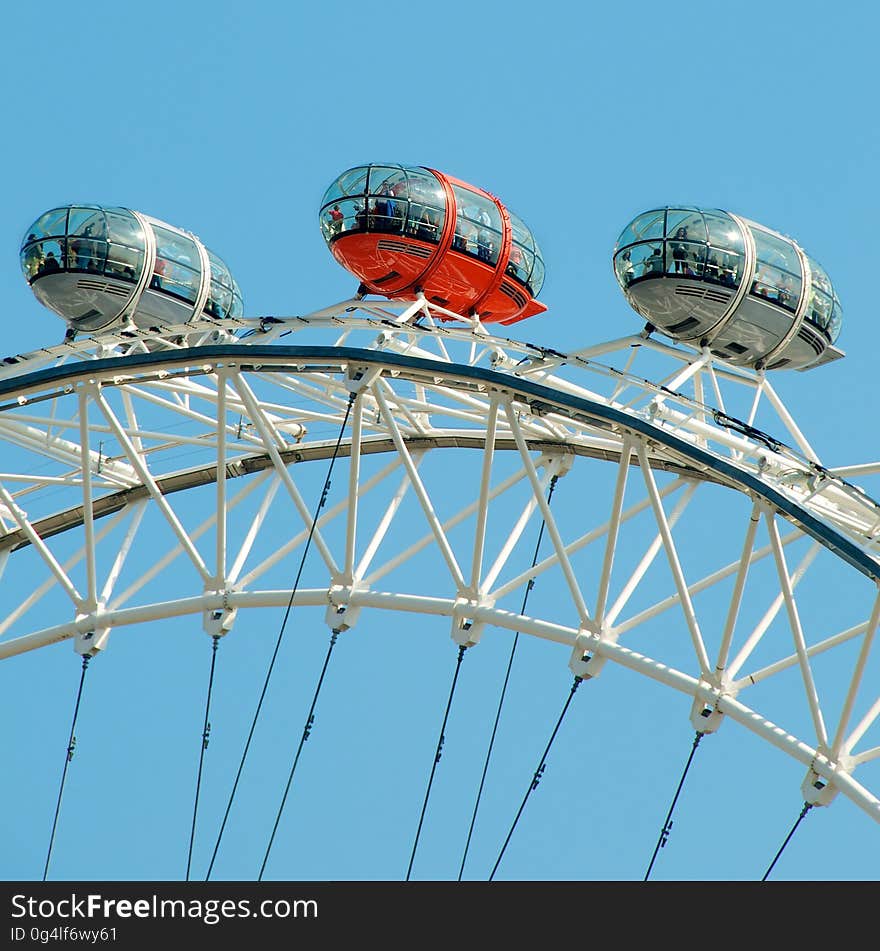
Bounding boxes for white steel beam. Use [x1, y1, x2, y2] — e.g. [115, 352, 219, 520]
[505, 401, 590, 626]
[637, 443, 711, 676]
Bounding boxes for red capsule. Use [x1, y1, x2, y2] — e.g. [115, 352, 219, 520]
[320, 164, 546, 325]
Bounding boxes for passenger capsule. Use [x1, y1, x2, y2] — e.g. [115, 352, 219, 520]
[20, 205, 243, 335]
[612, 206, 843, 370]
[319, 163, 546, 325]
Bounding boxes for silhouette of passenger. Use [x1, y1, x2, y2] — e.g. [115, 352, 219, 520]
[41, 250, 61, 274]
[151, 256, 167, 290]
[328, 204, 344, 237]
[671, 227, 689, 274]
[645, 246, 664, 275]
[23, 236, 43, 279]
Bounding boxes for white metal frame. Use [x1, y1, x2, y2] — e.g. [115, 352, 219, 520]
[2, 296, 880, 832]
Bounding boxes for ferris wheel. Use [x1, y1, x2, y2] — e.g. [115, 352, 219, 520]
[4, 169, 879, 882]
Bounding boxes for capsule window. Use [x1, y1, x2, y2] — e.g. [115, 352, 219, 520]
[508, 210, 536, 254]
[403, 169, 446, 244]
[615, 241, 663, 285]
[666, 211, 708, 243]
[204, 249, 235, 318]
[667, 236, 707, 278]
[321, 167, 369, 208]
[704, 249, 743, 288]
[451, 186, 502, 266]
[506, 242, 534, 286]
[28, 208, 69, 240]
[750, 227, 802, 313]
[529, 253, 545, 296]
[21, 238, 66, 282]
[365, 168, 407, 235]
[151, 226, 201, 304]
[616, 210, 665, 249]
[705, 214, 744, 254]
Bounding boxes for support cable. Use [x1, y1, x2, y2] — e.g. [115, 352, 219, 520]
[258, 628, 341, 880]
[43, 655, 91, 882]
[762, 801, 813, 881]
[406, 644, 468, 881]
[186, 634, 220, 881]
[489, 675, 583, 881]
[458, 474, 559, 881]
[205, 391, 355, 880]
[643, 730, 703, 880]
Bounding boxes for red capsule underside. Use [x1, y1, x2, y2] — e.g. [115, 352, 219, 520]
[330, 231, 546, 325]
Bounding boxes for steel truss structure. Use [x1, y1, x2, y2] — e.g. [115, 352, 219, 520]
[2, 293, 880, 837]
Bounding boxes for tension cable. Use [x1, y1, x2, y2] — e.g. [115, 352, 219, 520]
[43, 654, 91, 882]
[259, 627, 342, 880]
[643, 730, 704, 880]
[762, 801, 813, 881]
[406, 644, 468, 881]
[458, 474, 559, 881]
[489, 674, 583, 881]
[186, 634, 220, 881]
[205, 391, 355, 880]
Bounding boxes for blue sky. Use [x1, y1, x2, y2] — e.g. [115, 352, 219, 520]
[2, 0, 880, 883]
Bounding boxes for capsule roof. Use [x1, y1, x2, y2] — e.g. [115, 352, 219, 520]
[319, 163, 546, 325]
[612, 206, 842, 370]
[20, 204, 242, 334]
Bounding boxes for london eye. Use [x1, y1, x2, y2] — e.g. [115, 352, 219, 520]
[4, 166, 879, 883]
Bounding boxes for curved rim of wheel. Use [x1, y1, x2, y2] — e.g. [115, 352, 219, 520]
[2, 299, 880, 834]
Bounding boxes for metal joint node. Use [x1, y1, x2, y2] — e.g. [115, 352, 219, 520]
[689, 682, 726, 733]
[202, 590, 237, 637]
[345, 365, 381, 394]
[568, 627, 604, 679]
[450, 595, 493, 647]
[325, 584, 362, 633]
[74, 607, 110, 656]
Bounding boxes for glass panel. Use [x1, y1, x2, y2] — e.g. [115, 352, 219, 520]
[616, 210, 665, 249]
[206, 249, 234, 290]
[152, 226, 199, 268]
[749, 227, 802, 311]
[407, 204, 443, 242]
[506, 243, 534, 284]
[68, 207, 105, 237]
[156, 260, 200, 303]
[104, 244, 142, 282]
[20, 242, 44, 282]
[452, 186, 502, 265]
[21, 238, 69, 281]
[404, 168, 446, 242]
[322, 167, 369, 207]
[322, 202, 346, 239]
[364, 167, 406, 233]
[751, 227, 801, 274]
[105, 211, 143, 248]
[529, 254, 545, 296]
[322, 197, 366, 238]
[614, 248, 636, 287]
[68, 236, 108, 273]
[666, 211, 707, 243]
[668, 240, 706, 276]
[35, 239, 65, 275]
[705, 249, 743, 287]
[27, 208, 69, 240]
[230, 278, 244, 319]
[367, 166, 406, 195]
[705, 214, 744, 253]
[751, 263, 800, 311]
[625, 241, 664, 281]
[508, 210, 535, 253]
[828, 298, 842, 342]
[804, 286, 833, 331]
